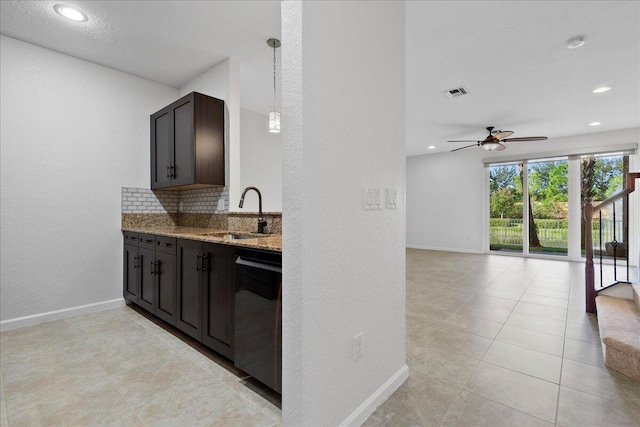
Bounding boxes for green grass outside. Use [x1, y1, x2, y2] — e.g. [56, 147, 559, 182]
[489, 243, 568, 254]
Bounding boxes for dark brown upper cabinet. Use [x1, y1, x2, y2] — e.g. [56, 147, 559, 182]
[151, 92, 225, 190]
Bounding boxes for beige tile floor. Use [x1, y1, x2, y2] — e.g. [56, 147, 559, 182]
[0, 305, 281, 427]
[2, 250, 639, 426]
[364, 249, 640, 427]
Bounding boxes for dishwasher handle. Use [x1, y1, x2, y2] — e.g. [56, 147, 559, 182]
[236, 257, 282, 274]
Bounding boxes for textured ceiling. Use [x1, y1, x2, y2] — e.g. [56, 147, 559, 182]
[1, 1, 638, 156]
[406, 1, 640, 155]
[0, 0, 281, 114]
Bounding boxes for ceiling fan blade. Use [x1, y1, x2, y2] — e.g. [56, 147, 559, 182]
[447, 140, 481, 143]
[502, 136, 548, 142]
[451, 143, 479, 152]
[495, 143, 507, 151]
[494, 130, 514, 140]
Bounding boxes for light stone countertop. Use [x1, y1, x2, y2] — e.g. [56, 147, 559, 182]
[122, 225, 282, 252]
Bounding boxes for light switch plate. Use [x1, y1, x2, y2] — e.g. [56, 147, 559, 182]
[364, 188, 381, 210]
[386, 188, 398, 209]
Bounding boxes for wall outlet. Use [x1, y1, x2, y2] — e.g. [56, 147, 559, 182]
[217, 198, 225, 211]
[353, 332, 363, 360]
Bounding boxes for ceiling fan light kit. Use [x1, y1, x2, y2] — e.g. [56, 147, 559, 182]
[447, 126, 548, 152]
[482, 142, 503, 151]
[566, 35, 585, 49]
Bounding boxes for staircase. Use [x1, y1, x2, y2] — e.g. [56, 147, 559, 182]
[584, 172, 640, 381]
[595, 283, 640, 382]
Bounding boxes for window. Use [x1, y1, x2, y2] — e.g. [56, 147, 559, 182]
[487, 150, 635, 261]
[580, 154, 629, 259]
[528, 159, 569, 256]
[489, 164, 523, 253]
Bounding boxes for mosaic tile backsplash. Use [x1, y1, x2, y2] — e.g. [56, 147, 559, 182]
[122, 187, 228, 214]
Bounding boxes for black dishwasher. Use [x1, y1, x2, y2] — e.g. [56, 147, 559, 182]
[234, 248, 282, 393]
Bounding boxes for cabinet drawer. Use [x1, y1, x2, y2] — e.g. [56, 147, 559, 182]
[138, 233, 156, 249]
[156, 236, 177, 254]
[123, 231, 139, 243]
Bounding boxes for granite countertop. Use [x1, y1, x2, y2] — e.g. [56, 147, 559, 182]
[122, 225, 282, 252]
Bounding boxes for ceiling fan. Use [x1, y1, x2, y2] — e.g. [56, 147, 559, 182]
[448, 126, 548, 152]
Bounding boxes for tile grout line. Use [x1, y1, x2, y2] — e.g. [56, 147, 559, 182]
[63, 316, 151, 427]
[0, 361, 9, 427]
[476, 260, 564, 424]
[452, 261, 541, 420]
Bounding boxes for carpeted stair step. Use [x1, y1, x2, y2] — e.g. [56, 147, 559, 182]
[595, 289, 640, 382]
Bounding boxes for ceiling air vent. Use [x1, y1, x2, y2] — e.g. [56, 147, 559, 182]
[443, 87, 469, 98]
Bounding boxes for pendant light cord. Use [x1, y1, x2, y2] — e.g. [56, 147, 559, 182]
[273, 43, 277, 113]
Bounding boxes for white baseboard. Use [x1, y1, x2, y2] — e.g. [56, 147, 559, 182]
[406, 244, 484, 255]
[598, 282, 635, 300]
[339, 364, 409, 427]
[0, 298, 126, 332]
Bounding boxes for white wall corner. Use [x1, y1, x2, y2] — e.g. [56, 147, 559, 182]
[339, 365, 409, 427]
[281, 1, 406, 425]
[227, 59, 242, 210]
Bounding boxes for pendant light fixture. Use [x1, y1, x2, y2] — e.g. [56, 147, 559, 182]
[267, 38, 281, 133]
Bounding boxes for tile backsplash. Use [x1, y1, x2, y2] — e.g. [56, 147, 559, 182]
[180, 187, 228, 213]
[121, 187, 228, 214]
[121, 186, 281, 234]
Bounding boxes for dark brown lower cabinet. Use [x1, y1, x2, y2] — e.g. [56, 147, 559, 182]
[123, 232, 177, 326]
[138, 244, 156, 313]
[125, 233, 236, 362]
[202, 243, 235, 360]
[176, 239, 204, 341]
[176, 239, 235, 359]
[155, 245, 177, 325]
[123, 232, 140, 303]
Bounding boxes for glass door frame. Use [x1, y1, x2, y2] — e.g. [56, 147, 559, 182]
[485, 153, 638, 264]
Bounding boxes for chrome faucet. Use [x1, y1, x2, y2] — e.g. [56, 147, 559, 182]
[239, 186, 267, 234]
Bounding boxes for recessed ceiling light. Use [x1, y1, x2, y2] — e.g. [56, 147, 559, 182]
[566, 36, 585, 49]
[589, 122, 601, 126]
[592, 87, 611, 94]
[54, 4, 88, 22]
[428, 146, 436, 150]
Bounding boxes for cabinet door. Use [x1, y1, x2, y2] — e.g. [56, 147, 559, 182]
[176, 239, 203, 341]
[171, 97, 195, 188]
[123, 243, 139, 303]
[138, 246, 156, 313]
[151, 107, 172, 189]
[202, 243, 235, 359]
[155, 250, 177, 326]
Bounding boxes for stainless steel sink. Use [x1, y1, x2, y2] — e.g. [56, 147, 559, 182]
[196, 231, 263, 239]
[219, 233, 260, 240]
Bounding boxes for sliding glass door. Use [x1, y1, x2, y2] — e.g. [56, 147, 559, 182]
[488, 152, 633, 260]
[580, 154, 629, 259]
[528, 159, 569, 256]
[489, 164, 523, 253]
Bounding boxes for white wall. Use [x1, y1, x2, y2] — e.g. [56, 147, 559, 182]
[0, 35, 178, 323]
[239, 108, 282, 212]
[179, 60, 230, 100]
[282, 2, 407, 426]
[178, 59, 242, 213]
[180, 60, 283, 213]
[407, 127, 640, 255]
